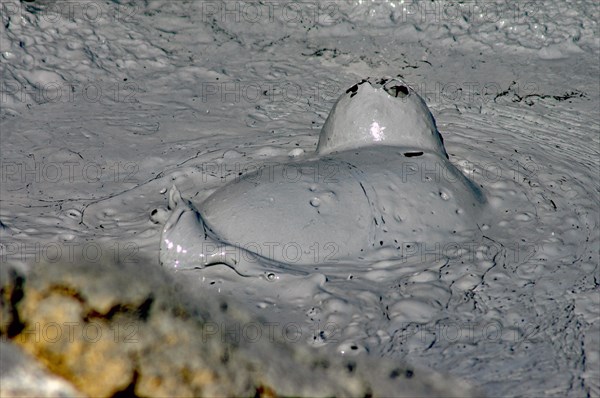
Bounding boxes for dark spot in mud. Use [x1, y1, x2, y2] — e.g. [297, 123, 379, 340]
[346, 361, 356, 373]
[346, 84, 359, 98]
[385, 84, 410, 98]
[403, 151, 423, 157]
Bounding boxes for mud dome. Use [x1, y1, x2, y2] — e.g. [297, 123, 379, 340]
[159, 78, 486, 275]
